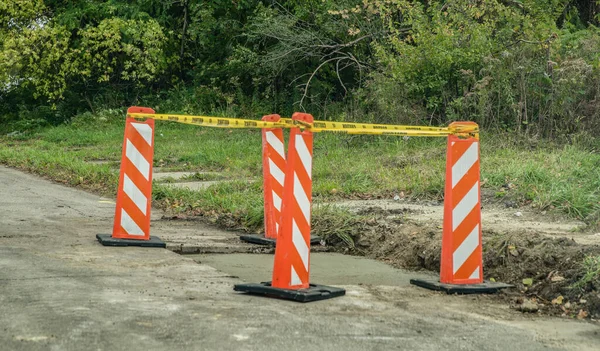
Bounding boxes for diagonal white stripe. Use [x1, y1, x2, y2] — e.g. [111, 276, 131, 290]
[131, 123, 153, 146]
[294, 173, 311, 223]
[266, 131, 285, 159]
[292, 219, 309, 271]
[295, 135, 312, 179]
[452, 142, 478, 188]
[123, 174, 147, 215]
[469, 266, 481, 280]
[272, 191, 282, 211]
[453, 224, 480, 274]
[269, 159, 285, 186]
[125, 139, 150, 180]
[275, 222, 279, 235]
[452, 181, 479, 231]
[120, 209, 145, 236]
[291, 266, 302, 286]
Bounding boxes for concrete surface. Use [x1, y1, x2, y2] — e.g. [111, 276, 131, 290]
[1, 165, 599, 351]
[192, 253, 436, 287]
[153, 171, 197, 181]
[162, 180, 222, 191]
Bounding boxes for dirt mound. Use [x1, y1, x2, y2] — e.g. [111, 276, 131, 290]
[318, 208, 600, 319]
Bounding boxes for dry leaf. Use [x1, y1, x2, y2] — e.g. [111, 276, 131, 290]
[552, 295, 564, 305]
[577, 309, 588, 319]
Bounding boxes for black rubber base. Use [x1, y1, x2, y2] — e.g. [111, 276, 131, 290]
[234, 281, 345, 302]
[96, 234, 166, 248]
[410, 278, 513, 294]
[239, 234, 322, 246]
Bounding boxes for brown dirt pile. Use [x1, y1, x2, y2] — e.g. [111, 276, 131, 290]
[318, 207, 600, 319]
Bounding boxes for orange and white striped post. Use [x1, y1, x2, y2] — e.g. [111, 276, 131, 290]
[411, 122, 511, 293]
[97, 106, 165, 248]
[262, 115, 287, 241]
[234, 113, 345, 301]
[441, 124, 483, 284]
[271, 112, 314, 289]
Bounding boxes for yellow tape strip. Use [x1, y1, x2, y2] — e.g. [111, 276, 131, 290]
[127, 112, 478, 137]
[127, 113, 287, 129]
[279, 118, 450, 133]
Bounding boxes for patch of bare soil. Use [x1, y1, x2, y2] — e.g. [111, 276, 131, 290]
[316, 205, 600, 320]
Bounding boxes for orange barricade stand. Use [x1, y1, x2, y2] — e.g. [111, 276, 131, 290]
[240, 115, 321, 246]
[234, 113, 345, 302]
[97, 107, 165, 248]
[410, 122, 511, 293]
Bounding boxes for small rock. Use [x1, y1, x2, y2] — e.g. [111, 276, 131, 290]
[393, 195, 400, 201]
[504, 200, 517, 208]
[564, 302, 571, 309]
[514, 211, 523, 217]
[519, 299, 539, 313]
[580, 299, 587, 304]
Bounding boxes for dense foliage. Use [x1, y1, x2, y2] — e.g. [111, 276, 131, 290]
[2, 0, 600, 138]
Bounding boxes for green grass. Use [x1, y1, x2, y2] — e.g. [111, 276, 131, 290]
[1, 110, 599, 232]
[572, 255, 600, 290]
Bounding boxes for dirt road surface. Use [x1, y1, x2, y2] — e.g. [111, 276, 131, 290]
[1, 165, 599, 351]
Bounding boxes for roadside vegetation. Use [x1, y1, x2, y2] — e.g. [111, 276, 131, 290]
[1, 111, 598, 230]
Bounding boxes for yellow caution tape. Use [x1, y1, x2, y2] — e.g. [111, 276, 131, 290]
[279, 118, 450, 133]
[127, 113, 288, 129]
[127, 112, 478, 137]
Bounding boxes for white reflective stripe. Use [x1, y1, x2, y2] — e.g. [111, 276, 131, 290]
[291, 266, 301, 286]
[453, 224, 480, 274]
[452, 181, 479, 231]
[120, 209, 144, 236]
[275, 223, 279, 235]
[125, 140, 150, 180]
[272, 191, 282, 211]
[294, 173, 311, 223]
[469, 266, 481, 280]
[269, 159, 285, 186]
[292, 219, 309, 271]
[123, 174, 147, 215]
[295, 135, 312, 179]
[131, 123, 153, 146]
[452, 142, 478, 188]
[266, 131, 285, 159]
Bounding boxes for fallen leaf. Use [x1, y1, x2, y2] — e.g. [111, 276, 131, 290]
[577, 309, 588, 319]
[552, 295, 564, 305]
[522, 278, 533, 286]
[551, 275, 565, 283]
